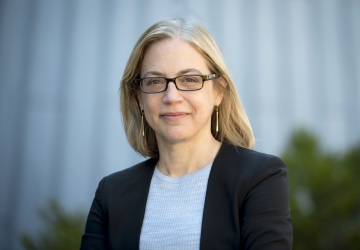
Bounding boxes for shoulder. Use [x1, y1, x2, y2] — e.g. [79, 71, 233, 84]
[216, 144, 293, 248]
[105, 157, 157, 182]
[218, 142, 284, 165]
[216, 143, 285, 172]
[95, 158, 157, 199]
[212, 143, 287, 189]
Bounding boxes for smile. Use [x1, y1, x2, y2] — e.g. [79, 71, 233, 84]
[160, 112, 188, 121]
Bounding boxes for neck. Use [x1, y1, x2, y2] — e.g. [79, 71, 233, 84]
[156, 135, 221, 178]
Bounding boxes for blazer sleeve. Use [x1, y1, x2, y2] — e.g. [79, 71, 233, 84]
[80, 177, 109, 250]
[240, 156, 292, 250]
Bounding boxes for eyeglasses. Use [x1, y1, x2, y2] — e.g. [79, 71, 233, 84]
[136, 73, 218, 94]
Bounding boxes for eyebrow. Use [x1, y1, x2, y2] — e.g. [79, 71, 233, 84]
[142, 68, 203, 78]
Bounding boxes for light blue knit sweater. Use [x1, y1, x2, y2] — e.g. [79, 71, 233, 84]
[139, 164, 212, 250]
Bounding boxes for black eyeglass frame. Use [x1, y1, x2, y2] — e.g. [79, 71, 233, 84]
[136, 73, 219, 94]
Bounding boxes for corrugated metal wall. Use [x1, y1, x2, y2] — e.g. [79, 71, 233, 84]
[1, 0, 359, 249]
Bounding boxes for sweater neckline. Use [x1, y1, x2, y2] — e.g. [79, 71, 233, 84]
[154, 163, 212, 183]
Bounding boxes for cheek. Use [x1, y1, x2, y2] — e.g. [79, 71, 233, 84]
[192, 96, 214, 118]
[143, 98, 160, 120]
[139, 94, 152, 110]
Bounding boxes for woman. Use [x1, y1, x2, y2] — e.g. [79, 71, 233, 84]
[81, 18, 292, 250]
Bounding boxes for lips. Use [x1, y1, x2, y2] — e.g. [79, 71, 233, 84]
[161, 112, 188, 121]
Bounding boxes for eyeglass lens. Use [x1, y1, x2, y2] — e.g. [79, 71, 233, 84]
[141, 75, 203, 93]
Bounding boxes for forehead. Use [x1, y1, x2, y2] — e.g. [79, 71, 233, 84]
[140, 38, 209, 76]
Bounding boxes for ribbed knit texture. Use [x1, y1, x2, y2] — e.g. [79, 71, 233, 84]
[139, 164, 212, 250]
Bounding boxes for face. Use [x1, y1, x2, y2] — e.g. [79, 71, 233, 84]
[137, 38, 223, 144]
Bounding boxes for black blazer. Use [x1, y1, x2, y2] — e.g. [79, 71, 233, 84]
[81, 143, 292, 249]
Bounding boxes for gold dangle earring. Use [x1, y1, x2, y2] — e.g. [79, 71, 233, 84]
[141, 110, 145, 137]
[215, 106, 219, 133]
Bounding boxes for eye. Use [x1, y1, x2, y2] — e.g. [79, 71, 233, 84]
[179, 75, 201, 83]
[145, 78, 164, 86]
[185, 77, 196, 82]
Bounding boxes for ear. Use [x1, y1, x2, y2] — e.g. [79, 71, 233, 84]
[137, 91, 144, 110]
[215, 75, 228, 106]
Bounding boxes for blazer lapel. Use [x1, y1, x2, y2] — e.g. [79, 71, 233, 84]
[110, 158, 156, 249]
[200, 143, 242, 250]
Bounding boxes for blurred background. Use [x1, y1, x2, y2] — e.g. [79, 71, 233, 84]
[0, 0, 359, 249]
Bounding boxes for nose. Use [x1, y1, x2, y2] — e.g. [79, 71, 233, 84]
[162, 81, 183, 104]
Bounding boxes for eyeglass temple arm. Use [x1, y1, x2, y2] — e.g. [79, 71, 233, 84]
[204, 74, 218, 81]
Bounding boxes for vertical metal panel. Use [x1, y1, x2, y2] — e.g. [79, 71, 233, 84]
[352, 0, 360, 116]
[306, 0, 328, 141]
[336, 1, 360, 146]
[257, 0, 279, 152]
[322, 0, 347, 149]
[238, 1, 261, 148]
[289, 1, 313, 126]
[50, 0, 77, 203]
[1, 0, 38, 249]
[273, 0, 295, 153]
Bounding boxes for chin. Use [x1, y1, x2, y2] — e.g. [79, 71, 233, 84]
[158, 130, 189, 143]
[164, 134, 188, 143]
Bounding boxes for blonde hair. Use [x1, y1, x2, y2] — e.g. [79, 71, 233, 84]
[120, 18, 255, 158]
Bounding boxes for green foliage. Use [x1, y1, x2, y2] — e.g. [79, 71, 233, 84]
[20, 199, 86, 250]
[282, 128, 360, 250]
